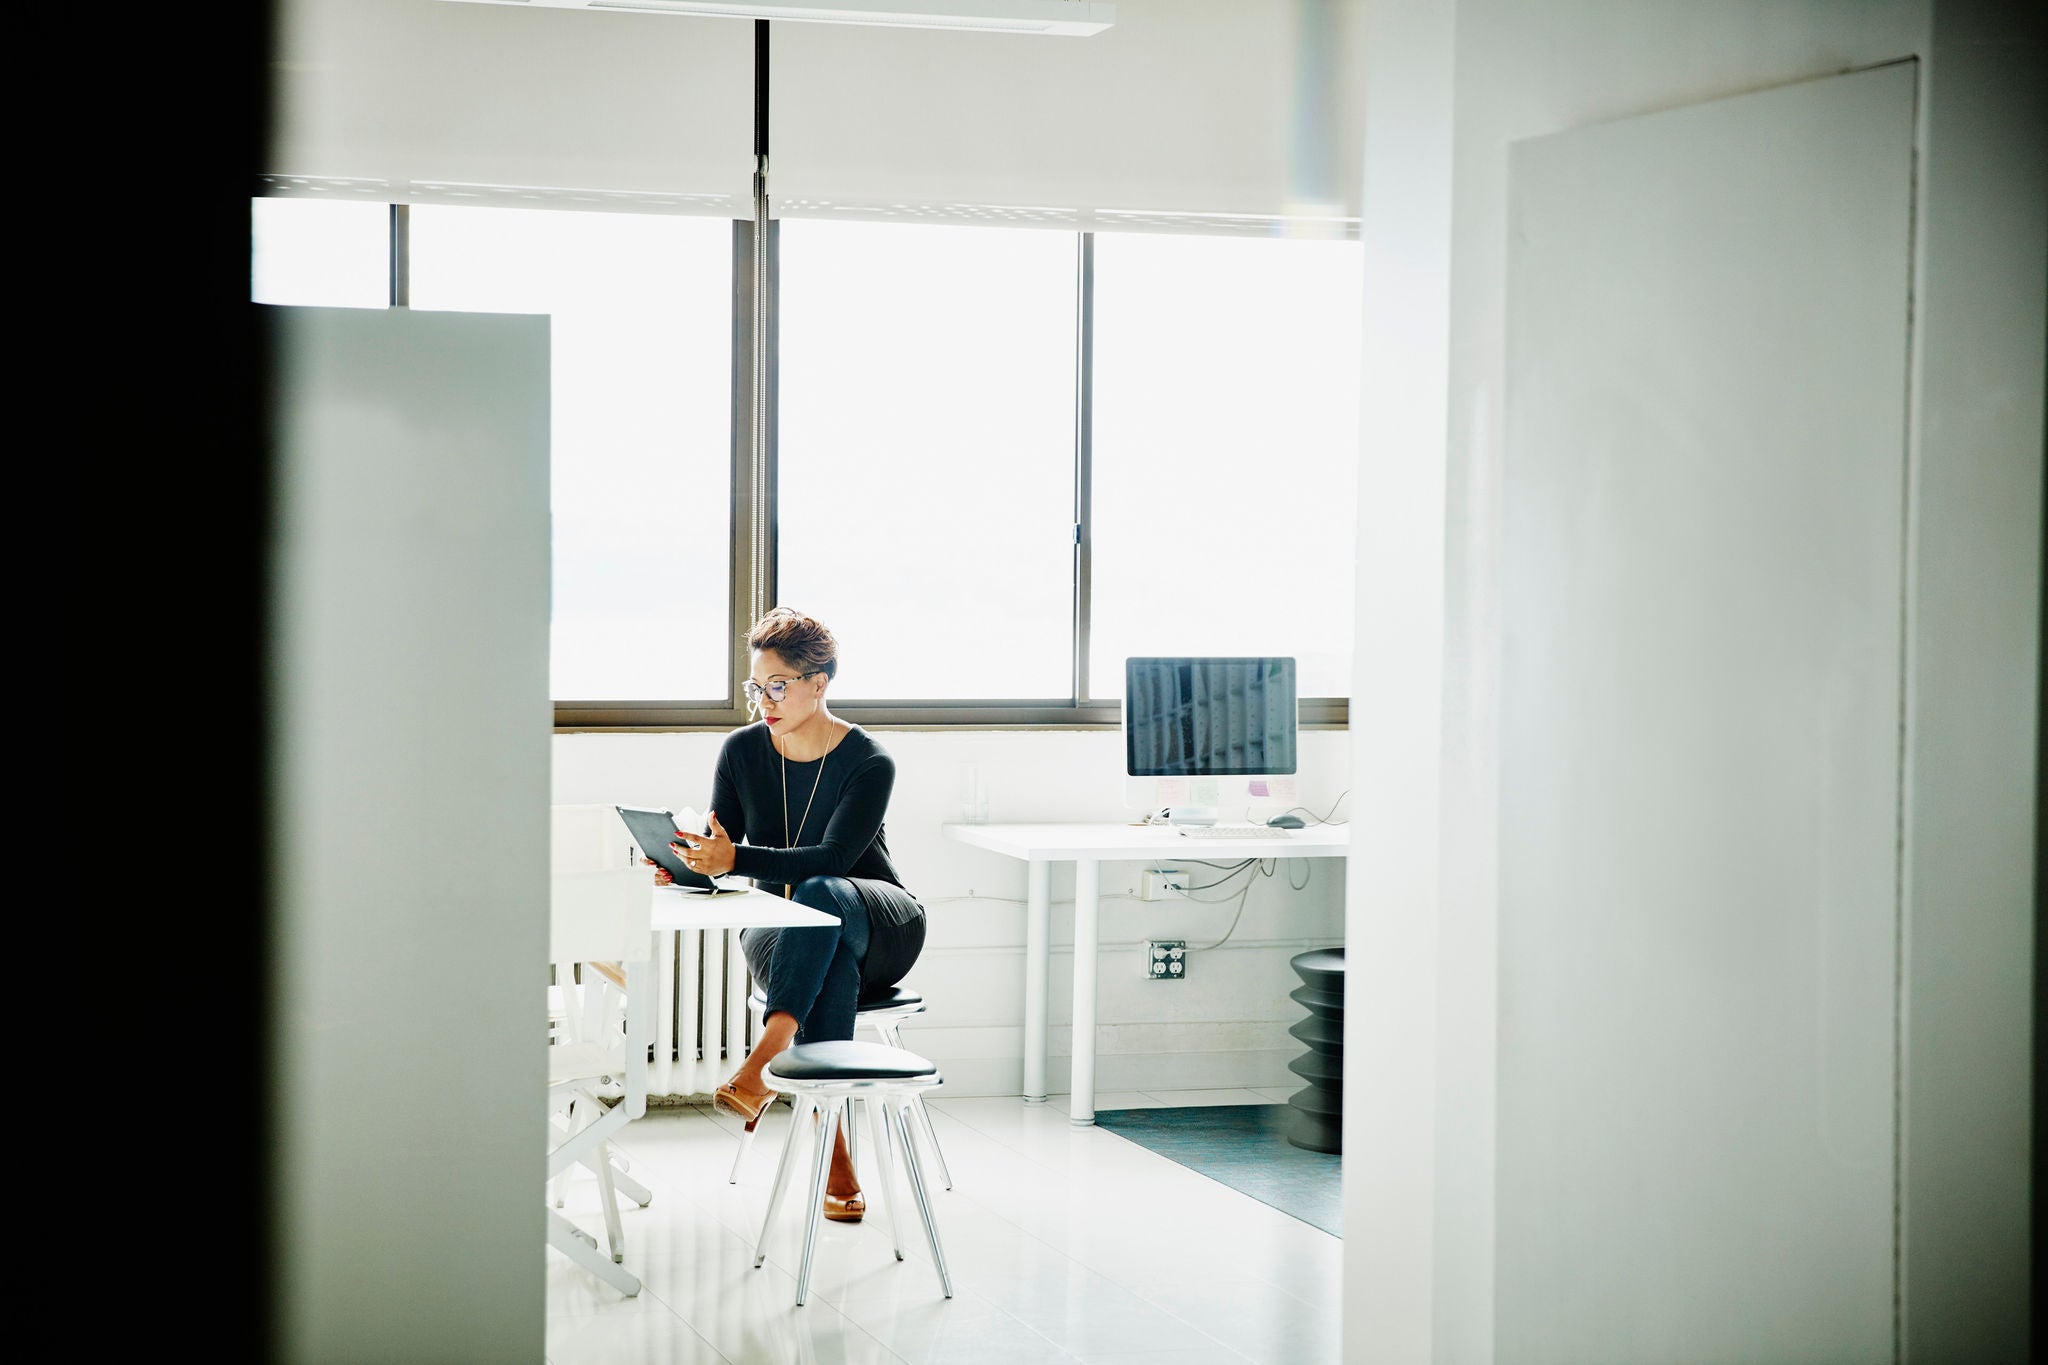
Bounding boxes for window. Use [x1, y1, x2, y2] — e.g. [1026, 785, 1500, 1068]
[252, 198, 1362, 727]
[778, 220, 1078, 701]
[250, 198, 388, 307]
[1089, 230, 1362, 700]
[407, 207, 734, 703]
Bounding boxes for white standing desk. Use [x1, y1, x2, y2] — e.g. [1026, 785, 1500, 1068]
[942, 821, 1349, 1125]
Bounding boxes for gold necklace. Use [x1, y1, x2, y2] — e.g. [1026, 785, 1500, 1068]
[779, 719, 845, 897]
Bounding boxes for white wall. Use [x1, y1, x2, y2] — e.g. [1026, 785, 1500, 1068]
[555, 727, 1349, 1096]
[1346, 1, 2041, 1361]
[1342, 2, 1452, 1362]
[271, 0, 1367, 224]
[271, 306, 552, 1362]
[1496, 63, 1913, 1361]
[1897, 5, 2044, 1351]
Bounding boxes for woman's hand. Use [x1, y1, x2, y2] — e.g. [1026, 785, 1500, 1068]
[643, 856, 674, 886]
[672, 811, 737, 878]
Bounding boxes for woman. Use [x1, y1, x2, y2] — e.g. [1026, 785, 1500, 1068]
[658, 607, 927, 1223]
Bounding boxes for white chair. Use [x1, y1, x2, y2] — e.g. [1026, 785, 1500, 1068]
[752, 1040, 953, 1306]
[727, 985, 953, 1192]
[547, 863, 655, 1296]
[549, 804, 656, 1212]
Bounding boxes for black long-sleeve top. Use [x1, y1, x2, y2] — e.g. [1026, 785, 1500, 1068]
[706, 721, 908, 894]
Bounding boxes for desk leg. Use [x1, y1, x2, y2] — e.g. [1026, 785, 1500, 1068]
[1069, 858, 1100, 1127]
[1023, 861, 1050, 1104]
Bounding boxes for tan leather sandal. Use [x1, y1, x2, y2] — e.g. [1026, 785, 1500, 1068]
[712, 1080, 772, 1127]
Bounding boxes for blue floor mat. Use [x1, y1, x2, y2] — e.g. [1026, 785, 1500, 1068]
[1093, 1103, 1341, 1237]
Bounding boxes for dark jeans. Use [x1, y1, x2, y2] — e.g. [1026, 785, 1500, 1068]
[740, 875, 925, 1044]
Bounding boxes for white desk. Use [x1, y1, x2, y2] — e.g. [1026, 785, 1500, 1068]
[942, 821, 1349, 1125]
[643, 885, 836, 1099]
[648, 884, 836, 933]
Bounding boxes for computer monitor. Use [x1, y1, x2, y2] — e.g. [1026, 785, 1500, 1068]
[1122, 656, 1298, 823]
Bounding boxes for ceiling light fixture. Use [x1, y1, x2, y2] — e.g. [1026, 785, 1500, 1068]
[440, 0, 1115, 37]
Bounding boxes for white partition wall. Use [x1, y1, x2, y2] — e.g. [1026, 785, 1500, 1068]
[269, 306, 552, 1362]
[1495, 66, 1916, 1361]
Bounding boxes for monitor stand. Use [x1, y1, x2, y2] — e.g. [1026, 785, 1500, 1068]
[1162, 806, 1218, 828]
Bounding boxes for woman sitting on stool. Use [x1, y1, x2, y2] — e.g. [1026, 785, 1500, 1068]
[656, 606, 927, 1223]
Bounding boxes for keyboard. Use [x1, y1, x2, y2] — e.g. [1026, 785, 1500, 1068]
[1173, 823, 1294, 840]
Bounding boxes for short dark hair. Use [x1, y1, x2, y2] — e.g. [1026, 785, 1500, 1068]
[746, 607, 839, 680]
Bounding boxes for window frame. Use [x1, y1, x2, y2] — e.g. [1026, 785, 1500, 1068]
[349, 202, 1350, 732]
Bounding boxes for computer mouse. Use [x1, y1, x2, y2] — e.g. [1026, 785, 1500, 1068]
[1266, 813, 1306, 829]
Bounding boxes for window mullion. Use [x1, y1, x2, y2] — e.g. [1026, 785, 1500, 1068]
[1073, 230, 1095, 706]
[388, 203, 410, 308]
[749, 19, 775, 631]
[730, 217, 781, 712]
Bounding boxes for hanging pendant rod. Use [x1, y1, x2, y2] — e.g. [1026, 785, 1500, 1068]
[750, 18, 772, 625]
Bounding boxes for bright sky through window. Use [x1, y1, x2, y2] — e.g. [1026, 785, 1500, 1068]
[778, 219, 1077, 700]
[250, 198, 388, 308]
[1089, 230, 1362, 699]
[408, 207, 734, 701]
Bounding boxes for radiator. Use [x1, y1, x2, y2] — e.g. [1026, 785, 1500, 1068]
[648, 925, 756, 1100]
[551, 803, 757, 1100]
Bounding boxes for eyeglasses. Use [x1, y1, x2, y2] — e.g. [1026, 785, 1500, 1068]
[743, 672, 821, 704]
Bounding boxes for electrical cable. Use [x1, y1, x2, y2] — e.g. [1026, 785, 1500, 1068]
[1182, 859, 1255, 891]
[924, 893, 1153, 906]
[1189, 864, 1261, 950]
[928, 850, 1316, 950]
[1211, 791, 1353, 828]
[1276, 790, 1350, 826]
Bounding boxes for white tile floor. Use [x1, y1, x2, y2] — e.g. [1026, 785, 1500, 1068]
[547, 1088, 1340, 1365]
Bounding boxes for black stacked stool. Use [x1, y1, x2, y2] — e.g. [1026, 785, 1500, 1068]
[1285, 948, 1344, 1153]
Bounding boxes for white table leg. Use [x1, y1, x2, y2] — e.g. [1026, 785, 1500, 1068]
[1023, 860, 1050, 1103]
[1069, 858, 1100, 1126]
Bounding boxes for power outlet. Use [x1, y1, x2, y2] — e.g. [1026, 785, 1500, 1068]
[1146, 940, 1187, 980]
[1142, 867, 1187, 901]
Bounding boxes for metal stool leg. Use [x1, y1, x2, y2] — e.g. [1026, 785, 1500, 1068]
[754, 1095, 808, 1268]
[794, 1098, 843, 1307]
[728, 1106, 762, 1184]
[892, 1093, 953, 1298]
[909, 1095, 953, 1190]
[878, 1019, 953, 1189]
[865, 1086, 905, 1261]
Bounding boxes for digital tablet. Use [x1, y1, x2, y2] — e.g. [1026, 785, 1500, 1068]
[614, 805, 745, 896]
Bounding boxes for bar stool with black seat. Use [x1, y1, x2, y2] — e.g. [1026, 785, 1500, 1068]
[728, 985, 954, 1190]
[752, 1039, 953, 1306]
